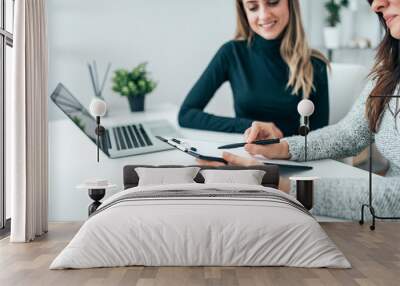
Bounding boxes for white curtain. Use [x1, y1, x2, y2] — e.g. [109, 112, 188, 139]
[10, 0, 48, 242]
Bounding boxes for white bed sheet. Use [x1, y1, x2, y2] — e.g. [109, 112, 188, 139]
[50, 183, 350, 269]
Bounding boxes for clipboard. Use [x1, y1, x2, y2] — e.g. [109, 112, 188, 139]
[156, 136, 227, 163]
[156, 136, 312, 170]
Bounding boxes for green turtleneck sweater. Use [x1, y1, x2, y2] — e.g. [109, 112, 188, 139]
[178, 34, 329, 136]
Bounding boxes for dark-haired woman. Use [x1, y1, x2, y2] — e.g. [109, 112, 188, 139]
[201, 0, 400, 220]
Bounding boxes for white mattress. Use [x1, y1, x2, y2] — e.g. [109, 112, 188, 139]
[50, 183, 350, 269]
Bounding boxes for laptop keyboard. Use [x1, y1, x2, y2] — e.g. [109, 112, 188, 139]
[105, 130, 112, 148]
[111, 124, 153, 151]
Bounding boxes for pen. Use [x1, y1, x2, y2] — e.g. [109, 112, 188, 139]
[217, 138, 280, 149]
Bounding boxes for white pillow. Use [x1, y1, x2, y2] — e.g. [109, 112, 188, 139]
[135, 167, 200, 186]
[200, 169, 266, 185]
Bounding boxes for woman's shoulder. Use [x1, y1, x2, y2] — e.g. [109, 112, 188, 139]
[310, 54, 329, 79]
[218, 39, 248, 53]
[310, 54, 328, 70]
[219, 40, 248, 56]
[212, 40, 249, 63]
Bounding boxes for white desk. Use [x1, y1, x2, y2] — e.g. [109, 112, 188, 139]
[49, 105, 369, 221]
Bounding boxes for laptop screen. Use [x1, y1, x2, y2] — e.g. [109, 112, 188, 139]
[50, 83, 109, 156]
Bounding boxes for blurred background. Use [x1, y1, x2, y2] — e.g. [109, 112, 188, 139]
[47, 0, 381, 120]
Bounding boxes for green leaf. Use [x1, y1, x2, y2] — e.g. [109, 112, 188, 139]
[112, 62, 157, 97]
[121, 86, 130, 96]
[147, 81, 156, 92]
[324, 0, 347, 27]
[112, 85, 120, 92]
[128, 81, 138, 93]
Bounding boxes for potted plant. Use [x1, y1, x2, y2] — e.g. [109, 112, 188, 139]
[112, 63, 157, 112]
[324, 0, 349, 49]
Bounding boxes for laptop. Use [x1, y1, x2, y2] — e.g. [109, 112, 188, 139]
[50, 83, 180, 158]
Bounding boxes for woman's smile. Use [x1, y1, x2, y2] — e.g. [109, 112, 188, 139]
[258, 20, 278, 31]
[384, 14, 398, 27]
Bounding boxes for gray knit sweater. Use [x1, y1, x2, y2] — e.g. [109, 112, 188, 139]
[285, 81, 400, 219]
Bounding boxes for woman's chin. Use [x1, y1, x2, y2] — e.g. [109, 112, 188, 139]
[256, 31, 281, 40]
[390, 29, 400, 40]
[388, 18, 400, 39]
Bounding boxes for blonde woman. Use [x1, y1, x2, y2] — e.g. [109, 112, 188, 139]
[178, 0, 329, 136]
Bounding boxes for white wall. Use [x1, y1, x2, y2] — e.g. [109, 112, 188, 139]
[48, 0, 381, 121]
[48, 0, 237, 121]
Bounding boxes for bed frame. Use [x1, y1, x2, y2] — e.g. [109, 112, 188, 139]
[123, 165, 280, 189]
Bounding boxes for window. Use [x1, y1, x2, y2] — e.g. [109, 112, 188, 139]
[0, 0, 14, 233]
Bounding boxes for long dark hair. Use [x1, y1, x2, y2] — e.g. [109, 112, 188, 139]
[367, 0, 400, 132]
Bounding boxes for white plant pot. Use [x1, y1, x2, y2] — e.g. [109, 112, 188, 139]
[324, 27, 340, 49]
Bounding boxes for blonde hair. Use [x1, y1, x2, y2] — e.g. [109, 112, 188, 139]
[235, 0, 329, 98]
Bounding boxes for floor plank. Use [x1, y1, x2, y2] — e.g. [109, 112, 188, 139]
[0, 222, 399, 286]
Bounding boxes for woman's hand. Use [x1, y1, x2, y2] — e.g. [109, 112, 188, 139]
[196, 121, 289, 167]
[244, 121, 284, 143]
[196, 152, 262, 167]
[244, 121, 290, 159]
[245, 140, 290, 160]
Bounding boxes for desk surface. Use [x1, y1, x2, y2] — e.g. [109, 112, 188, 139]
[49, 105, 369, 221]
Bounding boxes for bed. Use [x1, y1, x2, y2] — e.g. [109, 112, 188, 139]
[50, 165, 350, 269]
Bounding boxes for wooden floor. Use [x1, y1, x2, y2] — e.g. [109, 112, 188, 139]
[0, 222, 399, 286]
